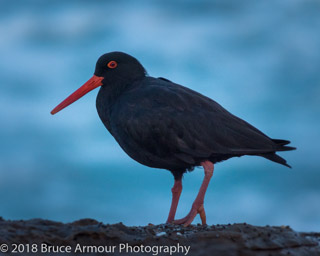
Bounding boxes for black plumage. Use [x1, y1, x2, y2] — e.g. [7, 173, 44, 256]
[94, 52, 295, 180]
[51, 51, 296, 226]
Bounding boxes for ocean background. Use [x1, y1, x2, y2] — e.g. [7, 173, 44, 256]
[0, 0, 319, 232]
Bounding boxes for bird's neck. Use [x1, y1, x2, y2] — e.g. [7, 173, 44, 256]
[95, 77, 142, 133]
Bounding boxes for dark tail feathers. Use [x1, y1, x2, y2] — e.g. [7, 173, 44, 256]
[271, 139, 290, 146]
[272, 139, 296, 151]
[261, 139, 296, 168]
[261, 153, 292, 168]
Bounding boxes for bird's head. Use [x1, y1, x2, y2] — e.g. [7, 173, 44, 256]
[51, 51, 146, 115]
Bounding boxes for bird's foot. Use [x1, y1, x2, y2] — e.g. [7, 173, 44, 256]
[173, 203, 206, 227]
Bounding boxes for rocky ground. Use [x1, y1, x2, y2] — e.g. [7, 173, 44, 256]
[0, 217, 319, 255]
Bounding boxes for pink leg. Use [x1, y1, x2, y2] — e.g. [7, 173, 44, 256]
[166, 179, 182, 223]
[174, 161, 214, 227]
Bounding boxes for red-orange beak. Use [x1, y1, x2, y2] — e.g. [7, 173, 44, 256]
[51, 75, 104, 115]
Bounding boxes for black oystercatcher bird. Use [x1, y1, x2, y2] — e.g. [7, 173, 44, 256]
[51, 52, 295, 226]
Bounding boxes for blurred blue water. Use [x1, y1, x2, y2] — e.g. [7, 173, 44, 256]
[0, 0, 319, 231]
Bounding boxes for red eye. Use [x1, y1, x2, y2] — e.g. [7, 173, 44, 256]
[107, 61, 117, 69]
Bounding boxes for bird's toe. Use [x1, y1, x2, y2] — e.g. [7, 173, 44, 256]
[173, 204, 206, 227]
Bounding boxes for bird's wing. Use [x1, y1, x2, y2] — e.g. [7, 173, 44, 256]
[112, 77, 278, 163]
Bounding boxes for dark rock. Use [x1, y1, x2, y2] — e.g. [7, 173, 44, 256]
[0, 218, 319, 256]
